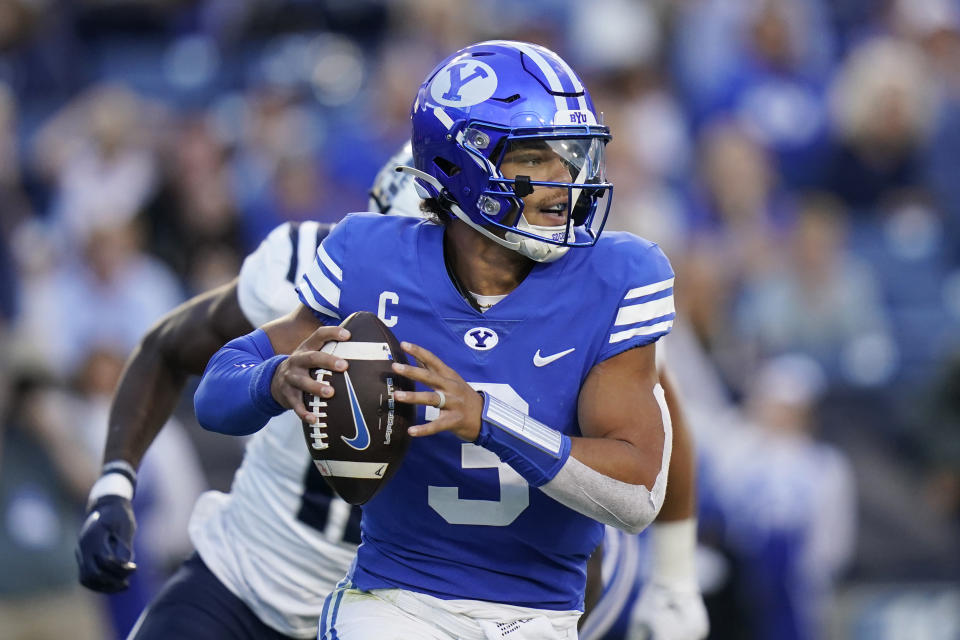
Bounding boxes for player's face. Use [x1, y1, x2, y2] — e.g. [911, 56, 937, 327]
[500, 141, 576, 227]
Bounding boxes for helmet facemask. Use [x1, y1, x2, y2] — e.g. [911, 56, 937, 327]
[464, 126, 612, 262]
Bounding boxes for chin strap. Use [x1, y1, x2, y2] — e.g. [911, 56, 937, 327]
[395, 166, 570, 263]
[506, 215, 571, 263]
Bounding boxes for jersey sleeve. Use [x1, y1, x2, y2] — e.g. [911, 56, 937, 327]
[238, 221, 333, 327]
[295, 216, 353, 325]
[598, 242, 676, 362]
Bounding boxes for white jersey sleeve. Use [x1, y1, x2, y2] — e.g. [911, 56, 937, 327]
[237, 221, 335, 327]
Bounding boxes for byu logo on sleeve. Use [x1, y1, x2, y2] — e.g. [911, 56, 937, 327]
[431, 60, 498, 107]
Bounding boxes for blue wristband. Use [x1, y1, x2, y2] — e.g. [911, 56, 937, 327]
[251, 354, 287, 415]
[475, 392, 571, 487]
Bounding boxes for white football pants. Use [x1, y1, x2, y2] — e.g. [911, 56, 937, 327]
[319, 585, 581, 640]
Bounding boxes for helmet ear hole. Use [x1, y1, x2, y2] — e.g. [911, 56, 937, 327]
[433, 157, 461, 178]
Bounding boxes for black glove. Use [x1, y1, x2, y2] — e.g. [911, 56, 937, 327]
[76, 494, 138, 593]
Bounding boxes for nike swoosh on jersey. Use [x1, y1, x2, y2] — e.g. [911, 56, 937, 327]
[341, 371, 371, 450]
[533, 347, 576, 367]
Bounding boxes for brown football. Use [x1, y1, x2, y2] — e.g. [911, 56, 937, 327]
[301, 311, 414, 505]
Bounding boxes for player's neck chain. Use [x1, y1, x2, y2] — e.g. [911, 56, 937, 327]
[468, 291, 507, 312]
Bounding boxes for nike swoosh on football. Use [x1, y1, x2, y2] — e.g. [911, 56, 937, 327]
[533, 348, 576, 367]
[341, 370, 371, 450]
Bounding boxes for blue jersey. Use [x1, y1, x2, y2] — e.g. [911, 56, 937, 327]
[296, 214, 675, 611]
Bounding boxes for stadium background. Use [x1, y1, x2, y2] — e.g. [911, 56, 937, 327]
[0, 0, 957, 638]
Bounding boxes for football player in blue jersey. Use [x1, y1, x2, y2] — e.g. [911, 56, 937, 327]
[193, 41, 683, 639]
[77, 147, 706, 640]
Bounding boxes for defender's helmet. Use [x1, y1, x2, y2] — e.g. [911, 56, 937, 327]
[368, 141, 422, 217]
[407, 40, 612, 262]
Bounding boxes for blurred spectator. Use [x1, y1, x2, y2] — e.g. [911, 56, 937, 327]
[826, 36, 939, 213]
[387, 0, 491, 55]
[227, 87, 345, 249]
[670, 0, 835, 122]
[0, 0, 82, 102]
[0, 81, 30, 222]
[568, 0, 659, 74]
[734, 193, 895, 386]
[894, 0, 960, 264]
[687, 118, 791, 251]
[593, 57, 693, 258]
[0, 82, 29, 324]
[0, 221, 16, 325]
[243, 153, 335, 242]
[32, 83, 162, 249]
[677, 120, 790, 392]
[12, 220, 183, 376]
[697, 0, 835, 188]
[146, 114, 242, 293]
[917, 354, 960, 524]
[710, 354, 856, 640]
[0, 372, 107, 639]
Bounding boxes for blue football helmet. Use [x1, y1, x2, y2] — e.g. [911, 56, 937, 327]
[405, 40, 612, 262]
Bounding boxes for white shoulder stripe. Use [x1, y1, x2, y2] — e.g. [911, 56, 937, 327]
[615, 295, 674, 327]
[297, 279, 341, 320]
[317, 244, 342, 281]
[625, 277, 674, 300]
[302, 262, 341, 308]
[609, 320, 673, 344]
[312, 302, 341, 321]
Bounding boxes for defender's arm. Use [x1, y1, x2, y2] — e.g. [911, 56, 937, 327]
[79, 279, 253, 593]
[103, 279, 254, 467]
[628, 369, 709, 639]
[655, 371, 695, 523]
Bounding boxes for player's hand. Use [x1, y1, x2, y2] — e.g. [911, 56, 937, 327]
[392, 341, 483, 441]
[627, 581, 709, 640]
[76, 495, 138, 593]
[271, 325, 351, 423]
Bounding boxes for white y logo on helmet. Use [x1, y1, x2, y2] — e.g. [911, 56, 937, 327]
[431, 60, 498, 107]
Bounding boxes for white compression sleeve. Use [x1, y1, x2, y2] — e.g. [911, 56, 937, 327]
[540, 384, 673, 534]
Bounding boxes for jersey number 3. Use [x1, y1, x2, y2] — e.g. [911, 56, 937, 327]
[426, 383, 529, 526]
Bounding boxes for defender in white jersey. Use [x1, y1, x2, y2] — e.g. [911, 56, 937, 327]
[76, 142, 422, 639]
[194, 41, 682, 639]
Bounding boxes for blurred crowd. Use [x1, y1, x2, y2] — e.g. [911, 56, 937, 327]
[0, 0, 958, 639]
